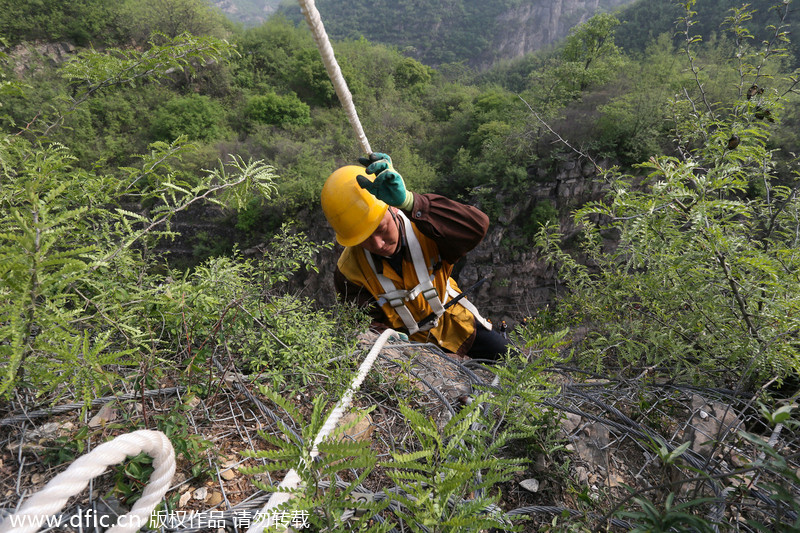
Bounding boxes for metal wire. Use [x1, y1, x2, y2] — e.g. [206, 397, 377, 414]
[3, 338, 799, 532]
[0, 388, 185, 427]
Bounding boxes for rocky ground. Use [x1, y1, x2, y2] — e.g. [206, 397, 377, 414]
[1, 332, 796, 532]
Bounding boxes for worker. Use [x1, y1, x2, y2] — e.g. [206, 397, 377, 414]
[321, 152, 509, 360]
[499, 320, 508, 339]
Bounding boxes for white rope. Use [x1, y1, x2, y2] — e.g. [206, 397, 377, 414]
[297, 0, 372, 154]
[245, 328, 399, 533]
[1, 430, 175, 533]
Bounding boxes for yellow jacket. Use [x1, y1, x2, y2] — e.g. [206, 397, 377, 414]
[337, 209, 489, 354]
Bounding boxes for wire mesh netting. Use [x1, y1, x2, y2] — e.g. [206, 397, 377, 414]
[0, 333, 798, 532]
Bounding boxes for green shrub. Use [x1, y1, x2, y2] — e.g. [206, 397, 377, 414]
[535, 1, 800, 387]
[151, 93, 227, 142]
[394, 57, 432, 91]
[524, 201, 558, 237]
[245, 91, 311, 127]
[0, 133, 279, 402]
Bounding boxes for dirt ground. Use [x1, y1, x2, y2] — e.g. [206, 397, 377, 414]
[2, 338, 798, 532]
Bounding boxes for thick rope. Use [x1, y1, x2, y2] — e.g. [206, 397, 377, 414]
[297, 0, 371, 154]
[245, 329, 399, 533]
[1, 430, 175, 533]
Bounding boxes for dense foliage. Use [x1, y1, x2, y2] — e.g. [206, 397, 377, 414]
[533, 2, 800, 389]
[616, 0, 800, 65]
[0, 0, 233, 47]
[2, 0, 800, 530]
[0, 30, 365, 409]
[3, 0, 799, 385]
[0, 0, 120, 46]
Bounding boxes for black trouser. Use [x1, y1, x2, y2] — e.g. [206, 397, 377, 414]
[466, 322, 509, 361]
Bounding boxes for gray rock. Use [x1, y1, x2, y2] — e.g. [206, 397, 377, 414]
[520, 478, 540, 493]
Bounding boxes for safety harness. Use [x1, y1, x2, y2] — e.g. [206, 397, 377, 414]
[364, 211, 490, 336]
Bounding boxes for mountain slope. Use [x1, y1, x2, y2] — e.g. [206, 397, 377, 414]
[271, 0, 637, 68]
[615, 0, 800, 62]
[212, 0, 283, 27]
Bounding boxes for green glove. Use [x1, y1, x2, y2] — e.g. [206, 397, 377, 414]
[356, 152, 414, 211]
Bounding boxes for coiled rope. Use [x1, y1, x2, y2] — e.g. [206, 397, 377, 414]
[297, 0, 371, 154]
[0, 430, 175, 533]
[245, 328, 400, 533]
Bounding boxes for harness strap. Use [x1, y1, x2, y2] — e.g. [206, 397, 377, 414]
[367, 211, 446, 334]
[399, 212, 447, 319]
[366, 251, 422, 334]
[446, 283, 492, 330]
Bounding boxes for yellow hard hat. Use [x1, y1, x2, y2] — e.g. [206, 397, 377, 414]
[321, 165, 388, 247]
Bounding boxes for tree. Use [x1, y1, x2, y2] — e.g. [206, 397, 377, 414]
[535, 1, 800, 388]
[116, 0, 231, 44]
[557, 12, 627, 93]
[245, 91, 311, 127]
[592, 32, 688, 164]
[230, 15, 314, 90]
[394, 57, 432, 91]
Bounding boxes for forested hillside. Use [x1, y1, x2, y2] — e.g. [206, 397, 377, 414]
[277, 0, 637, 67]
[212, 0, 284, 28]
[1, 0, 800, 531]
[616, 0, 800, 61]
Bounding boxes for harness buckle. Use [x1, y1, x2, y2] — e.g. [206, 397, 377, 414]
[379, 289, 410, 309]
[421, 286, 439, 302]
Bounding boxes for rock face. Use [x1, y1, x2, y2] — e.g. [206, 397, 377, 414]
[481, 0, 635, 68]
[8, 41, 76, 76]
[214, 0, 637, 67]
[688, 394, 745, 458]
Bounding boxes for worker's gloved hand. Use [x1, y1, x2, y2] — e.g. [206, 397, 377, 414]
[356, 152, 414, 211]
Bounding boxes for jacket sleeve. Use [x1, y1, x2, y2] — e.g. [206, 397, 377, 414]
[401, 192, 489, 263]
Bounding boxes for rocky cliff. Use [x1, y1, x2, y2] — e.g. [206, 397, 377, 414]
[483, 0, 635, 68]
[219, 0, 638, 69]
[212, 0, 283, 28]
